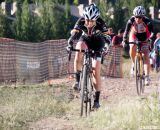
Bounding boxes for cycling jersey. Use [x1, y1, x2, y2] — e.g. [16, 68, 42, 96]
[73, 17, 108, 36]
[123, 16, 153, 42]
[69, 17, 108, 52]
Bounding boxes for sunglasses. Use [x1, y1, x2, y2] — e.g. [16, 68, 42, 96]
[135, 16, 142, 19]
[86, 19, 96, 22]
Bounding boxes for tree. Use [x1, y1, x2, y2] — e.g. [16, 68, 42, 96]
[20, 0, 40, 41]
[0, 10, 14, 38]
[38, 1, 52, 41]
[110, 0, 126, 32]
[97, 0, 126, 32]
[14, 1, 22, 40]
[0, 9, 7, 37]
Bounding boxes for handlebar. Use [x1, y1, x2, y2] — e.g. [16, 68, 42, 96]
[128, 41, 142, 45]
[70, 48, 101, 53]
[67, 48, 104, 63]
[128, 39, 151, 45]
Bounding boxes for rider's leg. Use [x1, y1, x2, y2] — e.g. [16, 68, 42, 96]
[129, 44, 136, 76]
[143, 49, 150, 85]
[92, 58, 101, 108]
[143, 52, 150, 76]
[73, 41, 87, 90]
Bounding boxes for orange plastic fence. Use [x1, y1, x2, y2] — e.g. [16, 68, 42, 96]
[0, 38, 123, 84]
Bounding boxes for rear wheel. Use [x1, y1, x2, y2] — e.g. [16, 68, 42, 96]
[88, 75, 94, 114]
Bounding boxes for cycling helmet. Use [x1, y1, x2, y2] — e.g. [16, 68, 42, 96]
[89, 3, 97, 7]
[83, 4, 100, 20]
[133, 6, 146, 16]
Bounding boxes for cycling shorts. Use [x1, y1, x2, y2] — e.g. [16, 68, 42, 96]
[76, 35, 105, 60]
[130, 42, 149, 54]
[79, 34, 105, 51]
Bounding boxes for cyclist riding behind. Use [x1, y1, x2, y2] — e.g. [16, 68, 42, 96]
[122, 6, 154, 86]
[154, 32, 160, 71]
[67, 3, 110, 108]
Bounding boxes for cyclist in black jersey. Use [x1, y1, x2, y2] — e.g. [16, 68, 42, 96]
[67, 3, 110, 109]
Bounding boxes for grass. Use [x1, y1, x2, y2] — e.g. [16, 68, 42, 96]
[0, 82, 160, 130]
[77, 94, 160, 130]
[122, 57, 131, 77]
[0, 84, 71, 130]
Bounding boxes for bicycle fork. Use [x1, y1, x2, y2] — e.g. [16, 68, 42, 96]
[136, 53, 144, 78]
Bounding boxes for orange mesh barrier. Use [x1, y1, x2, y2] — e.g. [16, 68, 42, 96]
[0, 38, 68, 84]
[101, 46, 123, 78]
[0, 38, 123, 84]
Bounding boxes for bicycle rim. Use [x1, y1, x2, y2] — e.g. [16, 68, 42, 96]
[88, 75, 94, 114]
[140, 58, 145, 93]
[135, 56, 141, 95]
[80, 65, 89, 117]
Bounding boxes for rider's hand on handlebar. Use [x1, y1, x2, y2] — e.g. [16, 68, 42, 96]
[102, 46, 107, 52]
[66, 44, 73, 52]
[66, 38, 74, 52]
[122, 40, 127, 48]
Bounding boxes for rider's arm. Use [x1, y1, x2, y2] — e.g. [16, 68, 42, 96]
[96, 17, 108, 33]
[144, 17, 154, 38]
[68, 18, 84, 42]
[123, 17, 134, 41]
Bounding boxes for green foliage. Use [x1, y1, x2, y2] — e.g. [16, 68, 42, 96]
[0, 0, 159, 41]
[5, 0, 13, 3]
[73, 0, 78, 5]
[0, 9, 8, 37]
[110, 0, 126, 32]
[97, 0, 126, 33]
[0, 9, 14, 38]
[20, 0, 40, 42]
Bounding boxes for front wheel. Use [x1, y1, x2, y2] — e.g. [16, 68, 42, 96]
[80, 65, 90, 117]
[135, 56, 144, 95]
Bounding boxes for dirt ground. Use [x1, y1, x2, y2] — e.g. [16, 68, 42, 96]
[29, 71, 160, 130]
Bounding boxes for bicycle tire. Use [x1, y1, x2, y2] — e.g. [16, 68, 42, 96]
[87, 74, 94, 114]
[140, 57, 145, 93]
[135, 56, 141, 95]
[135, 56, 145, 95]
[80, 65, 89, 117]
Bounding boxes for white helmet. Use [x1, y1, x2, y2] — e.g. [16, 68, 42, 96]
[133, 6, 146, 16]
[83, 4, 100, 20]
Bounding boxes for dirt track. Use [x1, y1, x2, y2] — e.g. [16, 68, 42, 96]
[29, 71, 159, 130]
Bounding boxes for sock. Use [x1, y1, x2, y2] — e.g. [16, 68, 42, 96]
[75, 71, 81, 83]
[131, 64, 134, 70]
[94, 91, 100, 103]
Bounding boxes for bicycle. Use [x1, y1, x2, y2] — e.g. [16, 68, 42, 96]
[155, 46, 160, 72]
[129, 41, 145, 95]
[68, 48, 104, 117]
